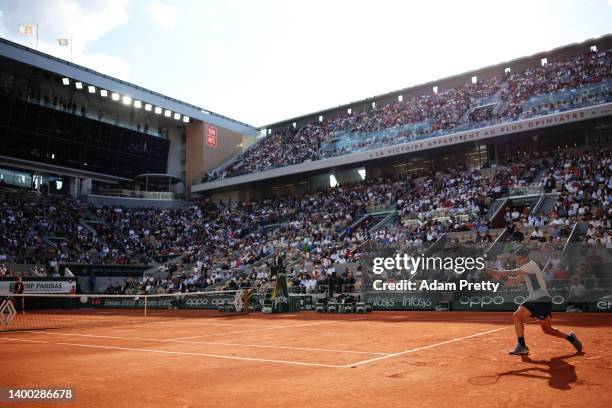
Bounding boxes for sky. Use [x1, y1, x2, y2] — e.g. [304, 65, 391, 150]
[0, 0, 611, 127]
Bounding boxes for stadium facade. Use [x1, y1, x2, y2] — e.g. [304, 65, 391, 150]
[0, 38, 258, 206]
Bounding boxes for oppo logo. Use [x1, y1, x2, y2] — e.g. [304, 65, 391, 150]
[512, 295, 565, 305]
[184, 297, 231, 306]
[459, 296, 504, 308]
[185, 298, 209, 306]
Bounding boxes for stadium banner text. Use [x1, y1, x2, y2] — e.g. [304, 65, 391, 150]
[193, 102, 612, 191]
[363, 291, 440, 310]
[453, 291, 612, 312]
[81, 292, 263, 309]
[60, 264, 151, 277]
[0, 278, 76, 294]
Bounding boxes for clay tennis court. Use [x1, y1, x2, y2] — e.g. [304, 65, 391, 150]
[1, 311, 611, 408]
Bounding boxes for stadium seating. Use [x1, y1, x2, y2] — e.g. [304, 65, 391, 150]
[1, 143, 609, 296]
[210, 49, 612, 180]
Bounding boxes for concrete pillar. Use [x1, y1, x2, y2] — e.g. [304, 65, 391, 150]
[81, 178, 92, 197]
[68, 177, 79, 198]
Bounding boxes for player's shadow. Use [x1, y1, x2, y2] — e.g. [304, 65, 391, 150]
[497, 352, 584, 390]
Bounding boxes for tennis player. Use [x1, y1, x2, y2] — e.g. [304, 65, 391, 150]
[488, 249, 583, 355]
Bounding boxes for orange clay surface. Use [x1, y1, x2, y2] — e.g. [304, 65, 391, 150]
[1, 311, 611, 408]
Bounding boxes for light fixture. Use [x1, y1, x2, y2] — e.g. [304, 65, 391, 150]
[88, 85, 96, 93]
[75, 82, 83, 89]
[111, 92, 120, 101]
[164, 109, 172, 117]
[122, 96, 132, 105]
[62, 77, 70, 85]
[173, 112, 181, 120]
[134, 100, 142, 109]
[182, 116, 190, 123]
[329, 174, 338, 188]
[100, 89, 108, 97]
[154, 106, 162, 114]
[144, 103, 152, 111]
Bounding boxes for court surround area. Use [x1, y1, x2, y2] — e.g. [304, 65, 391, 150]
[1, 311, 611, 408]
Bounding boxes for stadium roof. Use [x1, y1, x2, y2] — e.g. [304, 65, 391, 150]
[0, 37, 259, 136]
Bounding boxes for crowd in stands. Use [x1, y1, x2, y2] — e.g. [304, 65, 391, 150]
[212, 49, 612, 180]
[0, 264, 12, 277]
[505, 50, 612, 119]
[540, 146, 611, 246]
[226, 125, 326, 175]
[1, 143, 609, 293]
[0, 177, 388, 290]
[0, 189, 87, 271]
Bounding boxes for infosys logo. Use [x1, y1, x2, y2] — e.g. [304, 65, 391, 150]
[402, 297, 432, 308]
[366, 296, 432, 309]
[368, 296, 395, 308]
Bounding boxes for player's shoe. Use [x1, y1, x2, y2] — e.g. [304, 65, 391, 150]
[568, 332, 582, 352]
[508, 344, 530, 355]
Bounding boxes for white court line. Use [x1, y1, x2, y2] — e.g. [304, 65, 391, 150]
[0, 325, 511, 369]
[149, 321, 286, 328]
[0, 337, 347, 368]
[379, 318, 511, 323]
[167, 320, 340, 341]
[26, 331, 389, 355]
[147, 313, 305, 327]
[346, 326, 511, 367]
